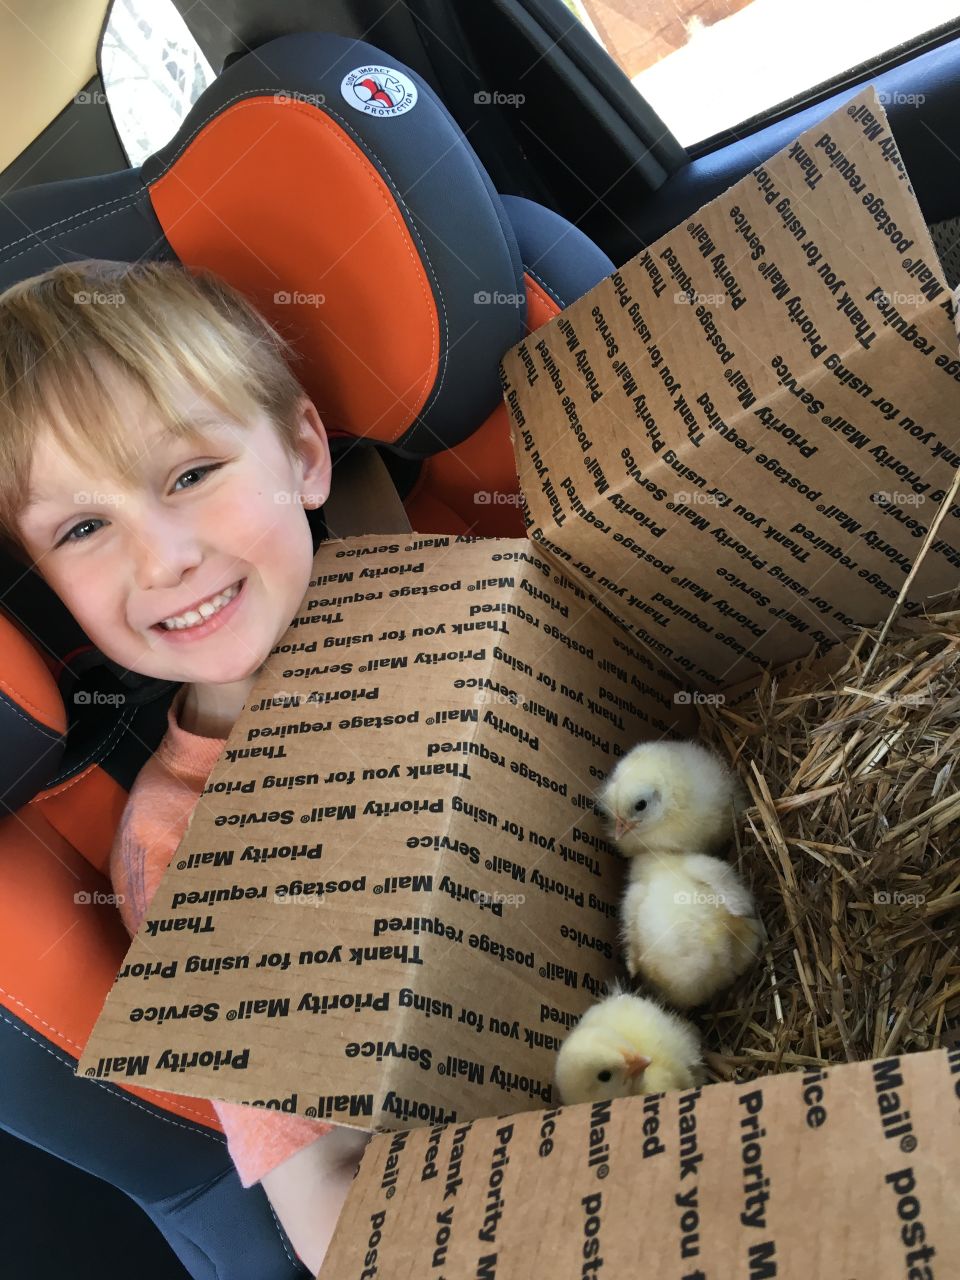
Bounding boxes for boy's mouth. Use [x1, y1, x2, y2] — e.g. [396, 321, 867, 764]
[152, 578, 246, 640]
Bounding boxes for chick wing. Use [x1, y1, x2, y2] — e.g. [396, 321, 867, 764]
[620, 851, 763, 1007]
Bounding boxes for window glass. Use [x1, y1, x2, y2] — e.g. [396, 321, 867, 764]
[562, 0, 957, 149]
[100, 0, 215, 166]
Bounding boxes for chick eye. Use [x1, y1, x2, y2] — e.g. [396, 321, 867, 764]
[634, 798, 648, 813]
[596, 1069, 612, 1082]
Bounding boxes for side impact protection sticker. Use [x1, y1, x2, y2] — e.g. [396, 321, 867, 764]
[340, 65, 418, 118]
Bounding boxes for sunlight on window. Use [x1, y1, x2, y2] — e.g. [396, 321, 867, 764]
[101, 0, 215, 166]
[565, 0, 957, 148]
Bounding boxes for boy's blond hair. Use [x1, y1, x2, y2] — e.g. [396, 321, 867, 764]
[0, 258, 309, 565]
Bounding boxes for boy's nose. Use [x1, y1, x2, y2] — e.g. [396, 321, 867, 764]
[129, 512, 204, 594]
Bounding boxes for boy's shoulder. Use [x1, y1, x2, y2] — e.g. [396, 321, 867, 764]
[153, 685, 227, 779]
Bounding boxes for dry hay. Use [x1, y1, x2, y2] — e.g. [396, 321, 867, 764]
[691, 471, 960, 1083]
[693, 604, 960, 1083]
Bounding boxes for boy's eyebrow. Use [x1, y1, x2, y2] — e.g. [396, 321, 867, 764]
[22, 416, 232, 514]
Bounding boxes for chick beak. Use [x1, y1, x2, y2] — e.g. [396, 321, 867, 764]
[621, 1051, 651, 1080]
[615, 816, 629, 839]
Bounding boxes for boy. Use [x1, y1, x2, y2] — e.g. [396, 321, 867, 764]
[0, 257, 370, 1274]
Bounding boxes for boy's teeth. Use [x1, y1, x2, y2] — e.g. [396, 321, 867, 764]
[161, 580, 241, 630]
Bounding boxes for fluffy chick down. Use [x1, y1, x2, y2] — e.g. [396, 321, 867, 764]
[555, 986, 704, 1105]
[620, 851, 764, 1008]
[598, 738, 747, 857]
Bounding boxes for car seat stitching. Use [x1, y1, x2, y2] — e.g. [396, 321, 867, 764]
[148, 92, 448, 417]
[0, 198, 143, 267]
[30, 709, 135, 796]
[310, 99, 449, 416]
[0, 1013, 308, 1264]
[0, 690, 63, 741]
[0, 1010, 228, 1134]
[0, 193, 136, 259]
[265, 1200, 304, 1270]
[1, 1012, 307, 1266]
[88, 1078, 224, 1129]
[0, 982, 85, 1049]
[523, 265, 565, 309]
[523, 272, 563, 318]
[282, 98, 449, 416]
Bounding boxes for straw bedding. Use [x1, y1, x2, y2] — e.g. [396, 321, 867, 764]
[693, 480, 960, 1082]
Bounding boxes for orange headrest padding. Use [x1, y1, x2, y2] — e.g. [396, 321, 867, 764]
[148, 96, 437, 445]
[0, 803, 222, 1132]
[0, 612, 65, 737]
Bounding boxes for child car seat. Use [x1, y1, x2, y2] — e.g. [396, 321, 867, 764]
[0, 31, 613, 1280]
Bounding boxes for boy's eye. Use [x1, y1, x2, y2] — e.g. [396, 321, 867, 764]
[56, 517, 104, 548]
[171, 462, 222, 493]
[55, 464, 223, 547]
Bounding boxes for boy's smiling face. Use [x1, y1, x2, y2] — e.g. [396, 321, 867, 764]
[17, 366, 331, 706]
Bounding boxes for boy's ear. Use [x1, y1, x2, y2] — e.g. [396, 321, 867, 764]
[292, 397, 332, 509]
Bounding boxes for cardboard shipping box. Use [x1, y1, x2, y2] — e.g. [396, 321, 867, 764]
[77, 80, 959, 1180]
[320, 1045, 960, 1278]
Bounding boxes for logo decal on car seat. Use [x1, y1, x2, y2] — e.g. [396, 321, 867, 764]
[341, 65, 418, 118]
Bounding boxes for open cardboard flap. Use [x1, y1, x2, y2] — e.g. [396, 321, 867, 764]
[78, 84, 959, 1153]
[319, 1045, 960, 1278]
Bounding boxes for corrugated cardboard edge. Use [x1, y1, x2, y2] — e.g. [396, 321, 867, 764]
[321, 1045, 960, 1278]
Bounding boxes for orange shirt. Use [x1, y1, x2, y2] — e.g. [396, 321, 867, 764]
[109, 684, 332, 1188]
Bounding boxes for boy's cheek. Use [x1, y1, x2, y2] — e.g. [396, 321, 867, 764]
[239, 490, 314, 554]
[209, 483, 288, 532]
[50, 574, 124, 645]
[36, 566, 78, 612]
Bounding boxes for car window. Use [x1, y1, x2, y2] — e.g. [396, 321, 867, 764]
[562, 0, 958, 149]
[100, 0, 215, 166]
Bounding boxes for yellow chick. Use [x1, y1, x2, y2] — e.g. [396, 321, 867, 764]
[619, 850, 764, 1008]
[597, 738, 747, 857]
[554, 985, 704, 1105]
